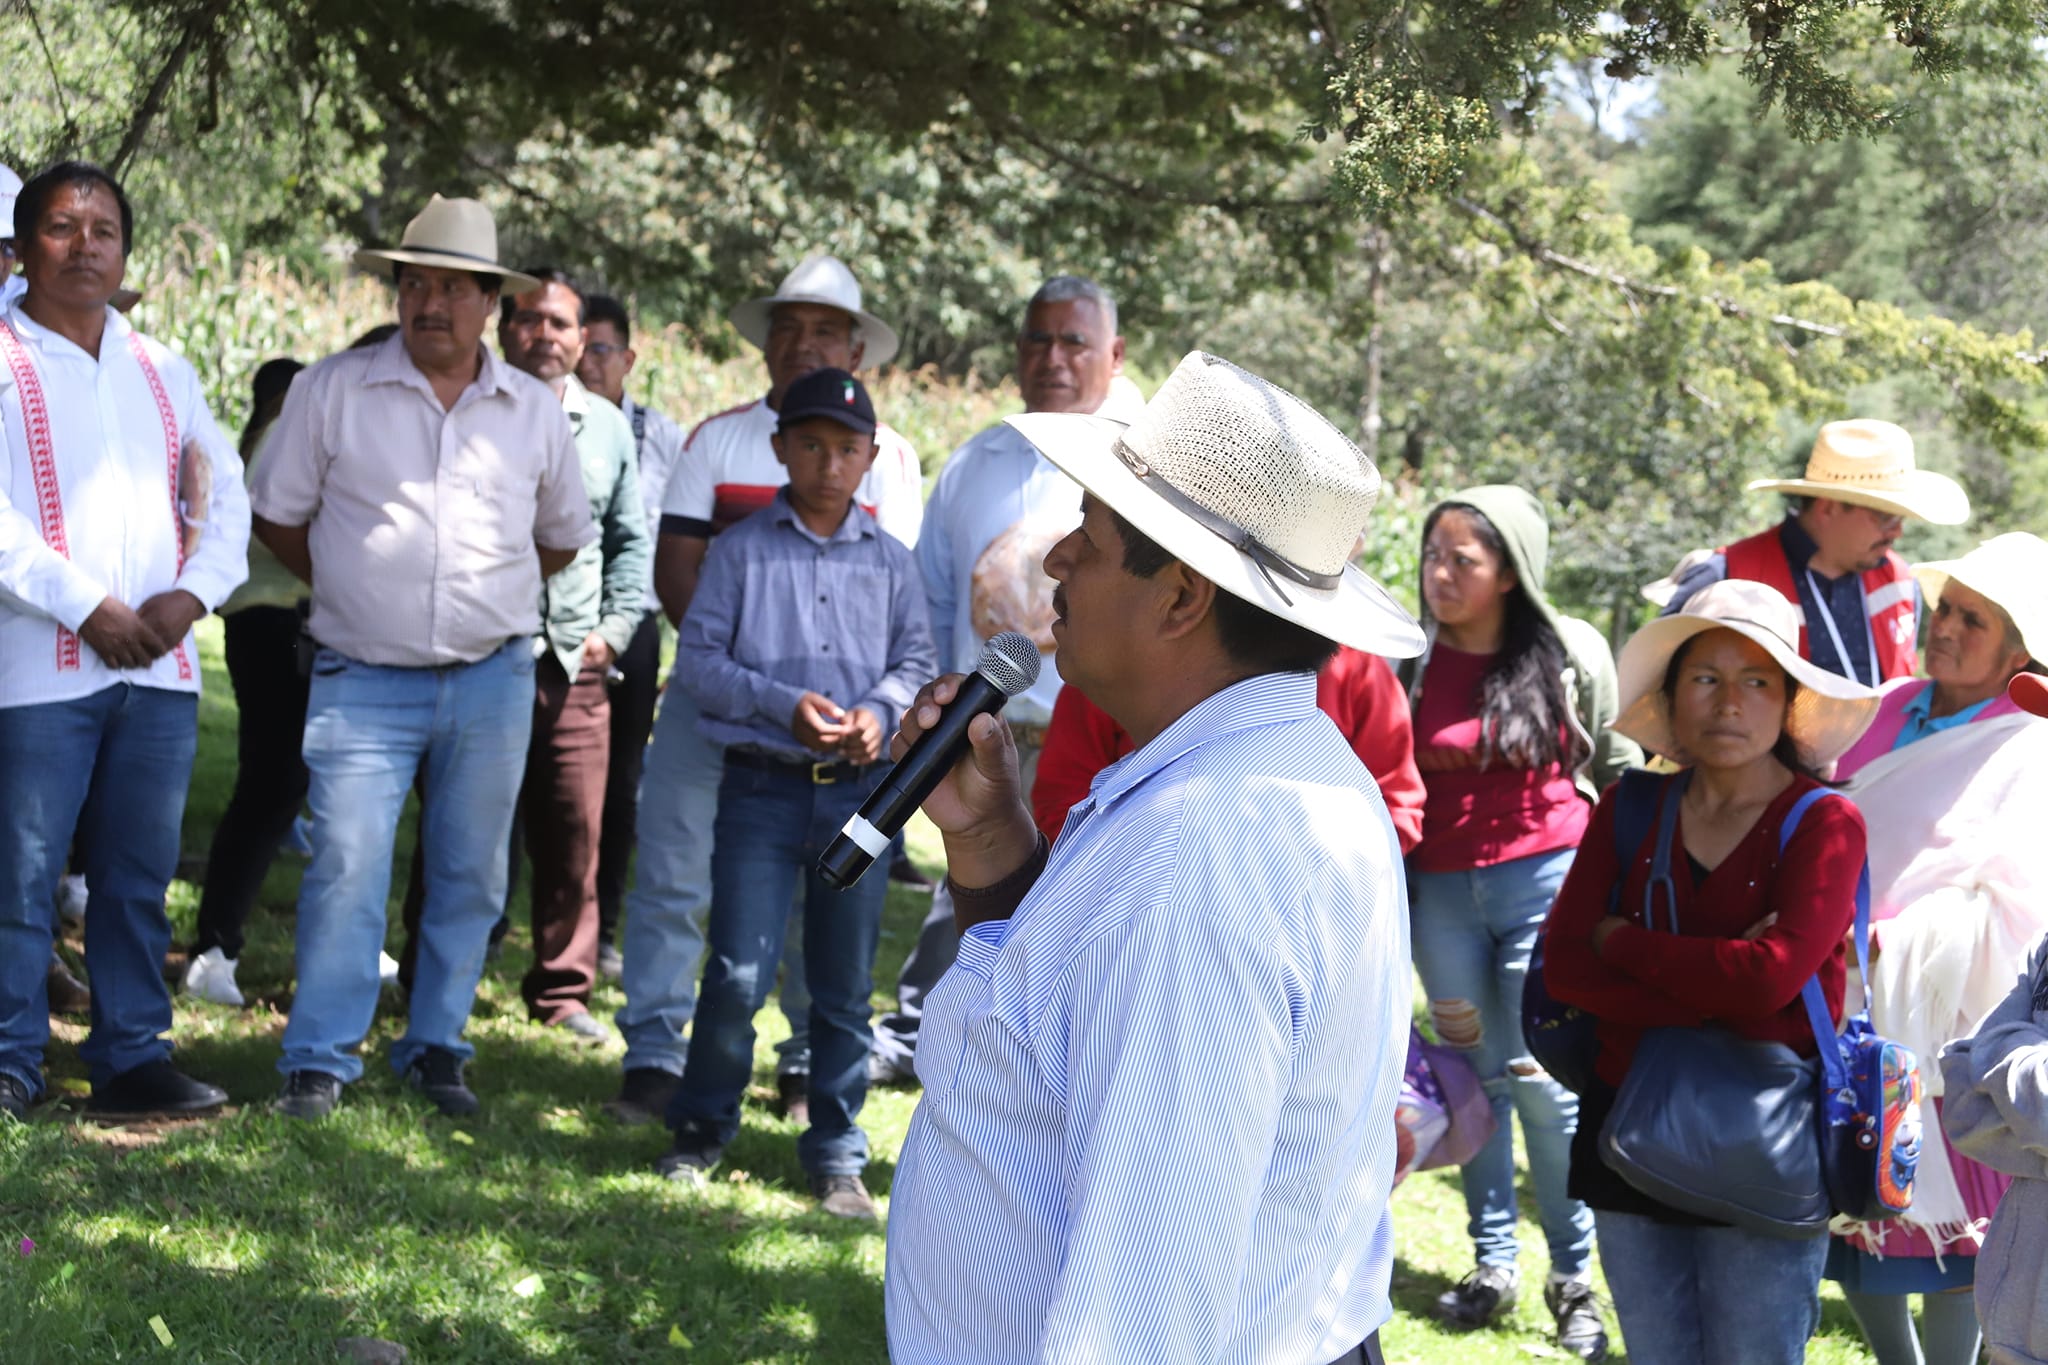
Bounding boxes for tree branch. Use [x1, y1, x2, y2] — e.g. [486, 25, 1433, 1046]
[108, 3, 225, 176]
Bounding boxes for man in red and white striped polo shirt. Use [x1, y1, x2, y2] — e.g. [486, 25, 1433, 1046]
[0, 162, 250, 1121]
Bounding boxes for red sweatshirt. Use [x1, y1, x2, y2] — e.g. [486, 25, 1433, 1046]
[1542, 773, 1866, 1088]
[1030, 648, 1427, 852]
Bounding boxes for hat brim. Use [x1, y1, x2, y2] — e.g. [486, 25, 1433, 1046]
[352, 247, 542, 295]
[1913, 558, 2043, 664]
[1611, 613, 1880, 767]
[1744, 469, 1970, 526]
[728, 295, 901, 369]
[1005, 412, 1426, 659]
[2009, 673, 2048, 718]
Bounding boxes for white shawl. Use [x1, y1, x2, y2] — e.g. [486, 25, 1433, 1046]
[1842, 711, 2048, 1248]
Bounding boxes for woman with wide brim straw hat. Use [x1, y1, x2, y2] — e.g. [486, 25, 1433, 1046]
[1541, 578, 1879, 1365]
[1821, 532, 2048, 1365]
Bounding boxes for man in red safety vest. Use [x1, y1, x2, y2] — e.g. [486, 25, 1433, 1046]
[1650, 419, 1970, 686]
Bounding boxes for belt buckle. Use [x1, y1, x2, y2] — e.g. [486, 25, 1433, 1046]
[811, 761, 838, 785]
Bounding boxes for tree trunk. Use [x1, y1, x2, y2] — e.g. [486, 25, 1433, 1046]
[1357, 224, 1389, 464]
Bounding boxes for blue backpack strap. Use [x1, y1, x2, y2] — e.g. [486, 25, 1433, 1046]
[1779, 788, 1867, 1095]
[1604, 768, 1664, 917]
[1644, 770, 1688, 933]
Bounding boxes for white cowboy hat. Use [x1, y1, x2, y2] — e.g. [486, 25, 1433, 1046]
[1745, 419, 1970, 525]
[352, 195, 541, 293]
[1612, 578, 1880, 767]
[1005, 351, 1425, 658]
[1640, 546, 1717, 608]
[0, 165, 20, 238]
[1913, 532, 2048, 664]
[728, 255, 900, 369]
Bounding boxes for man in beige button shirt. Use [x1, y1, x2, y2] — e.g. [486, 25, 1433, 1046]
[248, 196, 595, 1121]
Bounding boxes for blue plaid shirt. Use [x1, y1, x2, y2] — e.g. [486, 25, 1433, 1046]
[885, 672, 1409, 1364]
[676, 489, 934, 760]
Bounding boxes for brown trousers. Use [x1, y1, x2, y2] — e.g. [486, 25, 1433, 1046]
[518, 653, 611, 1022]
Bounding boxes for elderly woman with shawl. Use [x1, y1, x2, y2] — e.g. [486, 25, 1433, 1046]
[1823, 532, 2048, 1365]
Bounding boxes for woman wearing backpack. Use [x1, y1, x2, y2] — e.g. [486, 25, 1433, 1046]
[1542, 579, 1879, 1365]
[1824, 534, 2048, 1365]
[1399, 486, 1639, 1358]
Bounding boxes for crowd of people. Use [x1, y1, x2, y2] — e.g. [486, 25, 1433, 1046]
[5, 158, 2048, 1365]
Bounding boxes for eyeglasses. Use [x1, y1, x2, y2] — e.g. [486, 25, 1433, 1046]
[584, 342, 627, 359]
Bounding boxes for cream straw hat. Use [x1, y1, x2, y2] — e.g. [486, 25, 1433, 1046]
[352, 195, 541, 293]
[1613, 578, 1880, 767]
[728, 255, 900, 369]
[1912, 532, 2048, 664]
[1746, 419, 1969, 525]
[1006, 351, 1425, 657]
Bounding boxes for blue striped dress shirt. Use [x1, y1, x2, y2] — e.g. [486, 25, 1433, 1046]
[885, 671, 1409, 1364]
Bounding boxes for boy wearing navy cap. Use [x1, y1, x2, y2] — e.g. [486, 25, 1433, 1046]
[657, 367, 935, 1216]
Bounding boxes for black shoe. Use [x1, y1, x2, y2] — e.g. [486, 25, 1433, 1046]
[1545, 1277, 1610, 1361]
[655, 1137, 720, 1186]
[887, 856, 935, 892]
[402, 1047, 479, 1117]
[0, 1072, 33, 1121]
[86, 1060, 228, 1117]
[46, 953, 91, 1017]
[1435, 1265, 1518, 1328]
[604, 1066, 680, 1125]
[273, 1070, 345, 1121]
[810, 1172, 878, 1219]
[596, 942, 624, 980]
[775, 1072, 810, 1127]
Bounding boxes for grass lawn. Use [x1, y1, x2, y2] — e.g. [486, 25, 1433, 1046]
[1, 619, 1883, 1363]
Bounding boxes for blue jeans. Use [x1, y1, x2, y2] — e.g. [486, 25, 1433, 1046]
[669, 757, 890, 1176]
[279, 641, 533, 1083]
[0, 684, 197, 1092]
[617, 688, 809, 1076]
[1409, 848, 1593, 1276]
[1596, 1210, 1829, 1365]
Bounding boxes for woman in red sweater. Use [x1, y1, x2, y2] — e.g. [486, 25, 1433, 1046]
[1543, 578, 1879, 1365]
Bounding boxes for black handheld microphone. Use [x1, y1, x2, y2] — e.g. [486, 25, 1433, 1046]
[816, 631, 1042, 890]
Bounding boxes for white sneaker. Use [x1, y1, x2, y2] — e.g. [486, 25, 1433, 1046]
[182, 947, 245, 1007]
[378, 951, 401, 986]
[56, 874, 88, 927]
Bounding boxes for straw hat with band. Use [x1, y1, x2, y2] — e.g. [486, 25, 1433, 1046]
[352, 195, 541, 295]
[729, 255, 900, 370]
[1005, 350, 1425, 658]
[1911, 531, 2048, 666]
[1611, 578, 1881, 768]
[1745, 419, 1969, 526]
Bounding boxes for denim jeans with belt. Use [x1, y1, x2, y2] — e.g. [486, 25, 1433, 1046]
[1408, 846, 1594, 1277]
[278, 639, 533, 1083]
[668, 755, 891, 1176]
[0, 683, 198, 1092]
[617, 687, 809, 1077]
[1595, 1210, 1829, 1364]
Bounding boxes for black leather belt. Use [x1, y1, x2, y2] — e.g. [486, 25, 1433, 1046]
[724, 747, 875, 786]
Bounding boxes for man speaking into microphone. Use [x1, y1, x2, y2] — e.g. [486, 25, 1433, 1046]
[883, 353, 1426, 1365]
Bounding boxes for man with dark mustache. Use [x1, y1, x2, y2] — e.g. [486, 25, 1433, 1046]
[250, 196, 595, 1121]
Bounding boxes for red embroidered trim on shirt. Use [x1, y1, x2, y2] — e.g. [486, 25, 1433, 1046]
[124, 330, 193, 682]
[0, 317, 82, 669]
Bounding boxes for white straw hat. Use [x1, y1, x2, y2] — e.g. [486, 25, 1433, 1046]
[1746, 419, 1969, 525]
[1912, 532, 2048, 664]
[1613, 578, 1880, 767]
[1640, 547, 1717, 608]
[728, 255, 900, 369]
[1005, 351, 1425, 657]
[352, 195, 541, 293]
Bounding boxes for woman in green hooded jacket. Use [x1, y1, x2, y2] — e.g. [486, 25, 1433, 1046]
[1397, 485, 1639, 1360]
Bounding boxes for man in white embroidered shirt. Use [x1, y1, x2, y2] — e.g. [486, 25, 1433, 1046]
[883, 353, 1424, 1365]
[249, 196, 595, 1121]
[0, 162, 250, 1121]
